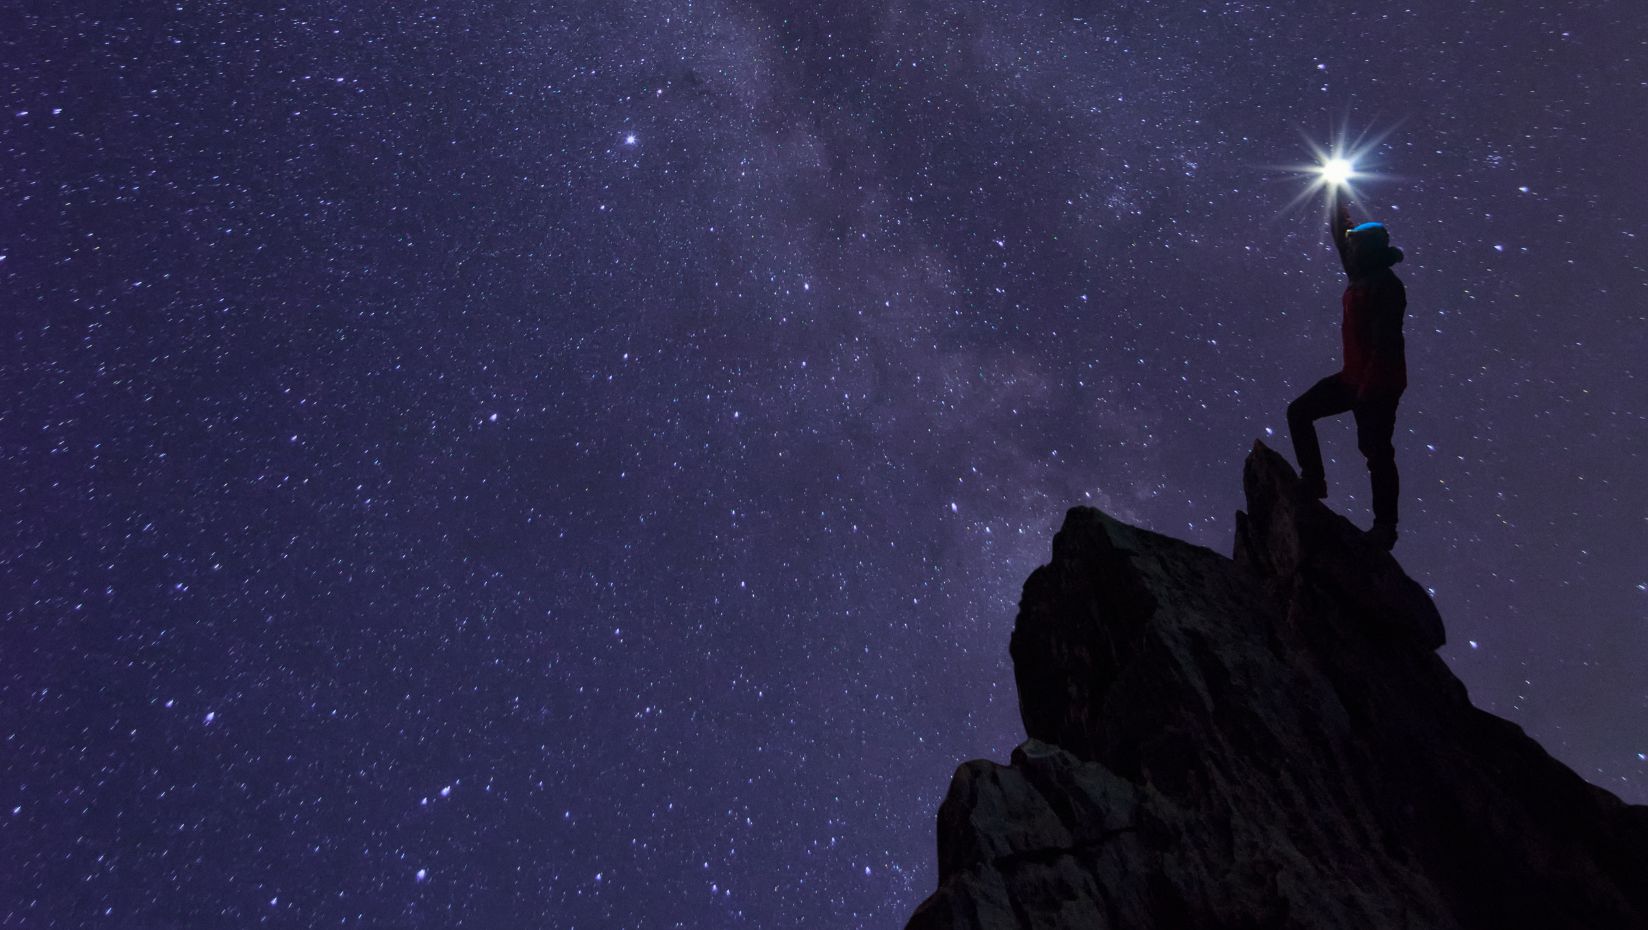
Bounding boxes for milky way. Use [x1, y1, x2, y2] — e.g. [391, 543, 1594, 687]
[5, 3, 1645, 926]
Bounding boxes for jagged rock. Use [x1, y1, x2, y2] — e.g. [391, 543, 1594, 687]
[907, 440, 1648, 930]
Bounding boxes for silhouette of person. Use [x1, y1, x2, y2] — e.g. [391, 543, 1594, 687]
[1287, 186, 1407, 550]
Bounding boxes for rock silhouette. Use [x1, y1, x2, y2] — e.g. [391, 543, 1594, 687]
[906, 441, 1648, 930]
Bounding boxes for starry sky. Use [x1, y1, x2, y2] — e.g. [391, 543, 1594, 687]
[4, 2, 1646, 927]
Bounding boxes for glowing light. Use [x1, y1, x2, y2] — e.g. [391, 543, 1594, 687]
[1319, 157, 1355, 187]
[1270, 119, 1403, 216]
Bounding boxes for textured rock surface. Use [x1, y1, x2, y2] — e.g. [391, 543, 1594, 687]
[907, 441, 1648, 930]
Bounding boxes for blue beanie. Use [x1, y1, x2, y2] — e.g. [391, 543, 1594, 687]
[1347, 221, 1389, 245]
[1347, 221, 1403, 265]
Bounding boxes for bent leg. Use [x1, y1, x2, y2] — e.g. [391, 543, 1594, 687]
[1287, 374, 1355, 488]
[1354, 395, 1401, 526]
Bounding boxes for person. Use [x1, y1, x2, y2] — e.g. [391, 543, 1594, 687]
[1286, 186, 1408, 550]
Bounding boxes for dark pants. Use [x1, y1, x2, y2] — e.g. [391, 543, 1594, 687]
[1286, 374, 1401, 526]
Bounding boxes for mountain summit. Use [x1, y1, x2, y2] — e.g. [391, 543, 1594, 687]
[907, 441, 1648, 930]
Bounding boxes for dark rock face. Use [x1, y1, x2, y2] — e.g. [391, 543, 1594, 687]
[907, 441, 1648, 930]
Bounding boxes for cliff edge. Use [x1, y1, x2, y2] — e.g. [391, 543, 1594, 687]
[907, 441, 1648, 930]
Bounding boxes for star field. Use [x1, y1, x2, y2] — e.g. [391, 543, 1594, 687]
[3, 2, 1646, 927]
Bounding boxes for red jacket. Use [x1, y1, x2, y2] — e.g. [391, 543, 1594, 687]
[1332, 200, 1407, 396]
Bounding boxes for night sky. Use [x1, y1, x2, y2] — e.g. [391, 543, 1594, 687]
[4, 3, 1646, 927]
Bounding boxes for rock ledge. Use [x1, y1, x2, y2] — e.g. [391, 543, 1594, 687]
[907, 441, 1648, 930]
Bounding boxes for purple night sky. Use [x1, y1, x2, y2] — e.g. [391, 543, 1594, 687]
[4, 2, 1645, 926]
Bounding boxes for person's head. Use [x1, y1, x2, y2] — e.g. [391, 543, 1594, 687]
[1346, 221, 1404, 273]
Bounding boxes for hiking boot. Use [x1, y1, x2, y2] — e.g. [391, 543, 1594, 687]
[1367, 522, 1398, 551]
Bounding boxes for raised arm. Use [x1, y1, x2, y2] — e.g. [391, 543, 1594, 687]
[1329, 185, 1354, 275]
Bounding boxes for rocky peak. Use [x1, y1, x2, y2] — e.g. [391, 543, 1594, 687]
[907, 441, 1648, 930]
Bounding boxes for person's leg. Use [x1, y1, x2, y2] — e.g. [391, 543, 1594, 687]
[1287, 374, 1355, 497]
[1354, 394, 1401, 530]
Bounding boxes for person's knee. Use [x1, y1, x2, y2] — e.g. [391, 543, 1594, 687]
[1286, 398, 1311, 425]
